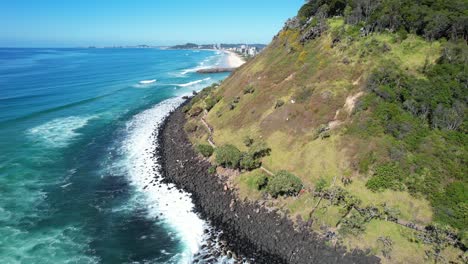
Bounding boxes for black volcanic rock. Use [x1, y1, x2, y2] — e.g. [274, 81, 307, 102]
[156, 105, 380, 264]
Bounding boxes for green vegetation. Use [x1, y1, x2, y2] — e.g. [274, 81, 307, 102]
[208, 165, 217, 174]
[188, 106, 203, 117]
[299, 0, 467, 41]
[182, 1, 467, 261]
[243, 136, 254, 147]
[184, 121, 197, 133]
[235, 170, 269, 200]
[274, 99, 285, 109]
[239, 152, 261, 170]
[243, 85, 255, 94]
[196, 144, 214, 158]
[365, 164, 404, 192]
[267, 170, 303, 197]
[214, 144, 242, 169]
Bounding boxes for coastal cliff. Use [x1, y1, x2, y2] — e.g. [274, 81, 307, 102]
[157, 105, 379, 263]
[169, 0, 467, 263]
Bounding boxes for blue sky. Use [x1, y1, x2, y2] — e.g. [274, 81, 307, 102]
[0, 0, 304, 47]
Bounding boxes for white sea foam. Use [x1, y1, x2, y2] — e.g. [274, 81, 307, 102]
[27, 115, 96, 148]
[177, 77, 211, 87]
[139, 79, 157, 84]
[179, 52, 225, 75]
[120, 97, 207, 263]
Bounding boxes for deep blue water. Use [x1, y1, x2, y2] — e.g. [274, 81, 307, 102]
[0, 48, 229, 263]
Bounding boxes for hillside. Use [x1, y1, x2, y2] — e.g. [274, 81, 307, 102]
[182, 1, 467, 263]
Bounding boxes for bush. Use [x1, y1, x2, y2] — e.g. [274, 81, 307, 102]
[196, 144, 214, 158]
[243, 136, 254, 147]
[243, 85, 255, 94]
[366, 164, 404, 192]
[274, 100, 285, 109]
[267, 170, 303, 197]
[252, 173, 268, 190]
[208, 166, 217, 174]
[433, 181, 468, 231]
[214, 144, 242, 169]
[340, 212, 368, 236]
[294, 86, 314, 103]
[182, 105, 191, 113]
[204, 97, 217, 111]
[240, 152, 261, 170]
[248, 141, 271, 159]
[189, 106, 203, 117]
[315, 178, 328, 192]
[184, 121, 198, 133]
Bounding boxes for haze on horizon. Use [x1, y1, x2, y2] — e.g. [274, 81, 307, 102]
[0, 0, 304, 48]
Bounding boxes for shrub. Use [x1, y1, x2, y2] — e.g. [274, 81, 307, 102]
[340, 212, 368, 235]
[315, 178, 328, 192]
[433, 181, 468, 231]
[204, 97, 217, 111]
[294, 86, 314, 103]
[248, 141, 271, 159]
[184, 121, 198, 133]
[189, 106, 203, 117]
[214, 144, 242, 169]
[252, 173, 268, 190]
[243, 85, 255, 94]
[208, 166, 217, 174]
[240, 152, 261, 170]
[267, 170, 303, 197]
[182, 105, 191, 113]
[196, 144, 214, 158]
[366, 164, 404, 192]
[243, 136, 254, 147]
[274, 100, 285, 109]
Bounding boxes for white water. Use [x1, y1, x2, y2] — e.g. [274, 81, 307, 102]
[27, 115, 97, 148]
[119, 97, 207, 263]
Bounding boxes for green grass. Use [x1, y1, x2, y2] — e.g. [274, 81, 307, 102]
[346, 180, 433, 225]
[185, 17, 464, 260]
[234, 169, 268, 200]
[344, 220, 432, 264]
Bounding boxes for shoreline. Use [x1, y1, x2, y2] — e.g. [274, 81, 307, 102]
[155, 102, 379, 263]
[223, 50, 245, 68]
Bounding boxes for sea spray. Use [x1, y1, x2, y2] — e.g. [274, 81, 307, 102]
[118, 97, 207, 263]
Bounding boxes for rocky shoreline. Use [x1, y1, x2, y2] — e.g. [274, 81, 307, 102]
[155, 103, 380, 264]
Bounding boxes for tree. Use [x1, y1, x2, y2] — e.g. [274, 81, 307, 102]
[196, 144, 214, 158]
[214, 144, 242, 169]
[267, 170, 303, 197]
[240, 152, 261, 170]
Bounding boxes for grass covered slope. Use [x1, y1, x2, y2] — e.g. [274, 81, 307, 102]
[183, 1, 467, 263]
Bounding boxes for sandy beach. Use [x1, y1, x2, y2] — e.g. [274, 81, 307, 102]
[224, 50, 245, 68]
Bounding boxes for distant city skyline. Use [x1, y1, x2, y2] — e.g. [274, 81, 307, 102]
[0, 0, 304, 47]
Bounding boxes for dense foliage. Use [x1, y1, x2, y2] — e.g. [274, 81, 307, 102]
[366, 164, 404, 192]
[214, 144, 242, 168]
[267, 170, 303, 197]
[196, 144, 214, 158]
[346, 39, 468, 234]
[299, 0, 467, 40]
[240, 141, 271, 170]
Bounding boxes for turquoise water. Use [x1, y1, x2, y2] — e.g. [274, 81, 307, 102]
[0, 48, 229, 263]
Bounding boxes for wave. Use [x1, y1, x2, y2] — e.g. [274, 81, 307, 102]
[177, 78, 211, 87]
[27, 115, 97, 148]
[179, 51, 226, 75]
[139, 79, 157, 84]
[117, 97, 207, 263]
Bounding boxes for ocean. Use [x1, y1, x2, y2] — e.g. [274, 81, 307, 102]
[0, 48, 230, 263]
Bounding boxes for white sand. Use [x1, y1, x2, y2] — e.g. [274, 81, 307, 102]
[224, 51, 245, 68]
